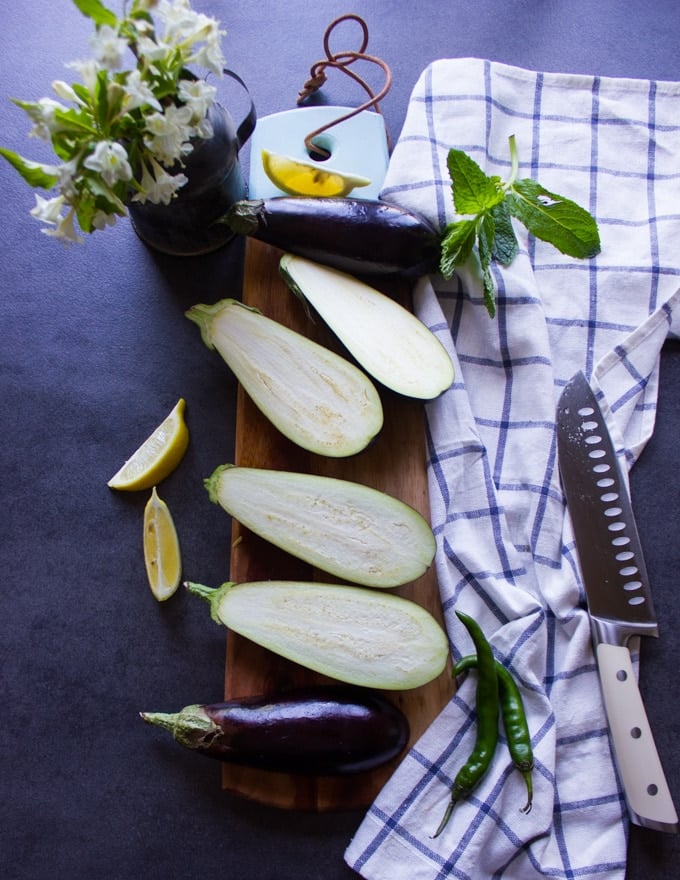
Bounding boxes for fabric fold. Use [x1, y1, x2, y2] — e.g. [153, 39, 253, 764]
[345, 58, 680, 880]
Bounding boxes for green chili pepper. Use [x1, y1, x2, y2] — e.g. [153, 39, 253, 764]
[432, 611, 499, 838]
[454, 654, 534, 814]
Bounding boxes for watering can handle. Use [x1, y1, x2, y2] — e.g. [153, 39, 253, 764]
[221, 69, 257, 150]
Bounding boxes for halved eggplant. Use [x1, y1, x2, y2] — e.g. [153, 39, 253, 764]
[186, 580, 449, 690]
[279, 254, 454, 400]
[140, 685, 410, 776]
[185, 299, 383, 457]
[204, 464, 435, 588]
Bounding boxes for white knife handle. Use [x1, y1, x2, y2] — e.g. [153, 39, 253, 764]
[597, 643, 678, 832]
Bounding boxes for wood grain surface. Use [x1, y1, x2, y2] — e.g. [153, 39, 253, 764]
[222, 239, 454, 811]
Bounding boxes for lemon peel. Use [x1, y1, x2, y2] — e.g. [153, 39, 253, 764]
[107, 398, 189, 491]
[143, 487, 182, 602]
[261, 149, 371, 198]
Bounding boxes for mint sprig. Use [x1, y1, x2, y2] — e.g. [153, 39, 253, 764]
[439, 135, 601, 317]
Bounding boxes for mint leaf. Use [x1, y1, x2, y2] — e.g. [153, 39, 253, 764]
[447, 149, 505, 215]
[0, 147, 59, 189]
[506, 178, 601, 259]
[71, 0, 118, 27]
[439, 137, 600, 320]
[477, 213, 497, 317]
[439, 218, 477, 278]
[490, 202, 519, 265]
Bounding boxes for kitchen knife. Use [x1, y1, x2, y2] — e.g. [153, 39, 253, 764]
[556, 370, 678, 833]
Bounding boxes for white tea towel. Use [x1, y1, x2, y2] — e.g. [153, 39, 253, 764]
[345, 58, 680, 880]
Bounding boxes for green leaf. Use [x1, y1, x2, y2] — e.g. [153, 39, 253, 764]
[447, 148, 505, 215]
[490, 202, 519, 265]
[482, 267, 497, 319]
[54, 107, 98, 136]
[71, 0, 118, 27]
[477, 214, 497, 318]
[71, 83, 93, 106]
[439, 218, 477, 278]
[0, 147, 59, 189]
[506, 178, 601, 259]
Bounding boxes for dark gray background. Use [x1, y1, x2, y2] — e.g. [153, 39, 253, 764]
[1, 2, 678, 878]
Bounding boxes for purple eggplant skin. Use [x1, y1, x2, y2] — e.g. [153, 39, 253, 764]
[140, 685, 410, 776]
[219, 197, 442, 277]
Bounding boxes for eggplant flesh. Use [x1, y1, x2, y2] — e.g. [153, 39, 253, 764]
[141, 685, 409, 776]
[221, 197, 441, 276]
[187, 580, 450, 691]
[280, 253, 454, 400]
[185, 298, 383, 458]
[205, 464, 436, 588]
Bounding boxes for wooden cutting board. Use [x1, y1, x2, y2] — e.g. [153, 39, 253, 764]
[222, 238, 454, 811]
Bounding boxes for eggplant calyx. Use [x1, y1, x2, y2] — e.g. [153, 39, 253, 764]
[218, 199, 264, 235]
[140, 706, 220, 751]
[203, 463, 236, 504]
[185, 299, 260, 350]
[185, 581, 235, 624]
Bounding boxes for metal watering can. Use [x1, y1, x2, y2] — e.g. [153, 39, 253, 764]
[128, 70, 256, 257]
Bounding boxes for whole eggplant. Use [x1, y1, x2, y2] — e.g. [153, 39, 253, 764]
[141, 685, 410, 775]
[219, 196, 442, 276]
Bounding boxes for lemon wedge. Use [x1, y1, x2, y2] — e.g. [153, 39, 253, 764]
[261, 149, 371, 198]
[143, 487, 182, 602]
[107, 398, 189, 491]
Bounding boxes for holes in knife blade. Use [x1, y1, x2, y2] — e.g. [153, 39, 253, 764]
[608, 521, 626, 532]
[647, 784, 659, 796]
[597, 477, 615, 487]
[585, 434, 602, 444]
[589, 448, 606, 459]
[615, 550, 634, 562]
[612, 536, 630, 546]
[577, 406, 595, 417]
[581, 420, 599, 431]
[620, 566, 638, 577]
[600, 492, 619, 502]
[628, 596, 646, 606]
[593, 463, 610, 473]
[623, 580, 643, 591]
[604, 506, 623, 517]
[616, 669, 628, 681]
[631, 727, 642, 739]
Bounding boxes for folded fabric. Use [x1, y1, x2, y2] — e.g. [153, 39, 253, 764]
[345, 58, 680, 880]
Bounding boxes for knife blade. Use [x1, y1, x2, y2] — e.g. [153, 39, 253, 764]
[556, 370, 678, 833]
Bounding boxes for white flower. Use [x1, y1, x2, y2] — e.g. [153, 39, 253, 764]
[91, 210, 119, 230]
[143, 104, 194, 165]
[89, 24, 128, 70]
[30, 193, 66, 225]
[41, 208, 84, 244]
[123, 69, 162, 112]
[23, 98, 65, 140]
[51, 80, 82, 104]
[178, 78, 216, 121]
[65, 58, 100, 93]
[135, 34, 174, 64]
[193, 115, 213, 140]
[55, 158, 79, 199]
[131, 157, 188, 205]
[156, 0, 226, 74]
[188, 33, 226, 76]
[83, 140, 133, 186]
[156, 0, 199, 37]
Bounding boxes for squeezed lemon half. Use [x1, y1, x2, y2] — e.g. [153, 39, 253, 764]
[143, 487, 182, 602]
[107, 398, 189, 491]
[261, 149, 371, 197]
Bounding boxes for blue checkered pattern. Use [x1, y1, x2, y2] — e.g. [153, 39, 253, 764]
[345, 59, 680, 880]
